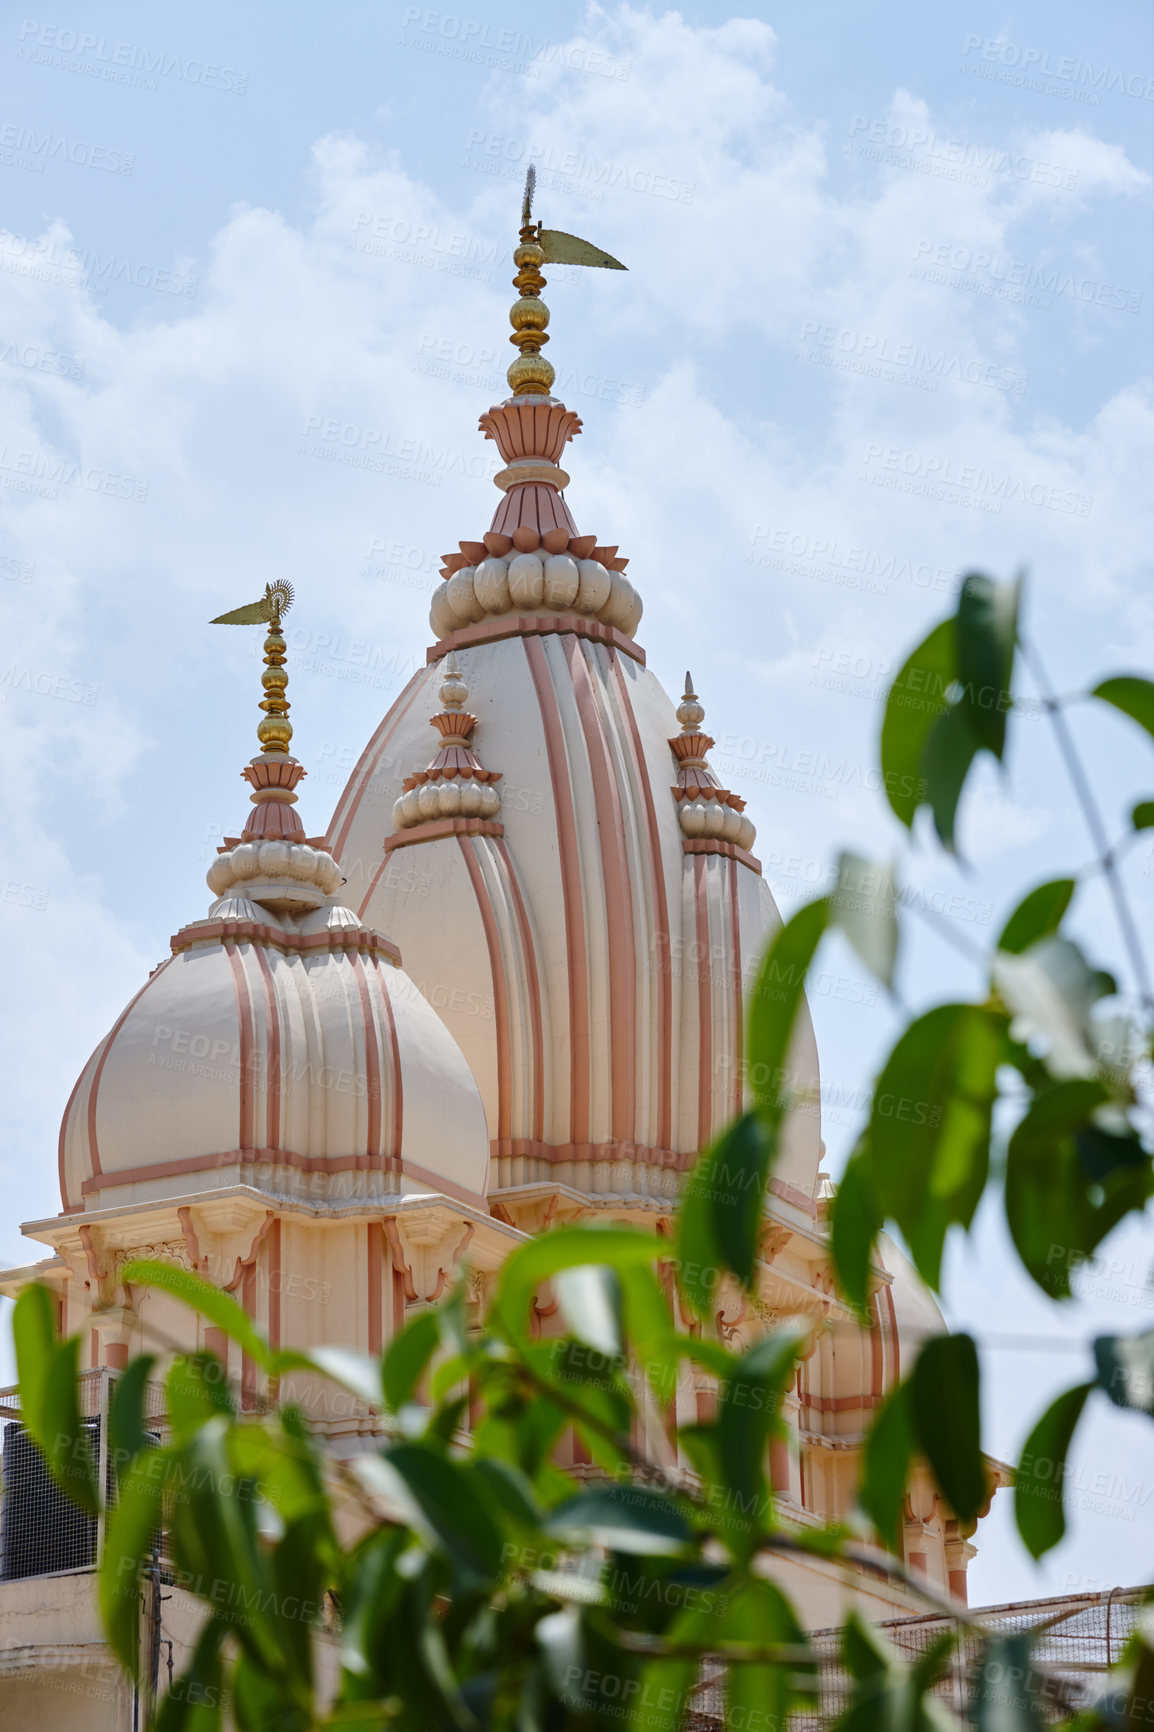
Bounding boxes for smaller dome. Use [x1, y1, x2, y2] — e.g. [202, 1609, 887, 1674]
[59, 679, 491, 1214]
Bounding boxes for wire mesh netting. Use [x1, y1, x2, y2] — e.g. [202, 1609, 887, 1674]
[686, 1588, 1147, 1727]
[0, 1369, 166, 1582]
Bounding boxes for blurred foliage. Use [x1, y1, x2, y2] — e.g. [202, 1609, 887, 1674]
[12, 574, 1154, 1730]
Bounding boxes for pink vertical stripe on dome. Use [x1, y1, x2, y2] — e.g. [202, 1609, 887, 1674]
[83, 956, 178, 1188]
[350, 952, 383, 1161]
[330, 665, 428, 863]
[727, 865, 744, 1120]
[567, 638, 636, 1146]
[495, 836, 545, 1145]
[371, 955, 404, 1161]
[224, 942, 256, 1151]
[608, 649, 672, 1153]
[693, 856, 713, 1153]
[870, 1293, 884, 1398]
[524, 635, 590, 1145]
[253, 945, 281, 1150]
[882, 1280, 901, 1385]
[458, 836, 512, 1143]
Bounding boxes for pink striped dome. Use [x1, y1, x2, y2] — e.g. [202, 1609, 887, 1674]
[328, 391, 823, 1223]
[59, 753, 490, 1217]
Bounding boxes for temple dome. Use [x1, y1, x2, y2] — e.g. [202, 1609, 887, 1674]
[59, 626, 490, 1217]
[328, 389, 823, 1218]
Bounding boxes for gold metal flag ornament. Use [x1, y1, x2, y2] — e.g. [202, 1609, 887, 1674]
[210, 580, 296, 755]
[506, 165, 626, 397]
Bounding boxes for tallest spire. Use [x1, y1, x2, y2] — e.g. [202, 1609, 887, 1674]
[507, 168, 552, 397]
[504, 168, 627, 400]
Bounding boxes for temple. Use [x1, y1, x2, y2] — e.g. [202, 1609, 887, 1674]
[0, 183, 1000, 1727]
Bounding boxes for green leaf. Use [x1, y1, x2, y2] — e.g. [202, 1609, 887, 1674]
[910, 1333, 985, 1524]
[830, 1144, 882, 1315]
[121, 1259, 276, 1371]
[1093, 1330, 1154, 1415]
[167, 1352, 235, 1441]
[972, 1632, 1047, 1732]
[860, 1380, 915, 1552]
[1014, 1383, 1093, 1559]
[716, 1325, 809, 1559]
[1093, 676, 1154, 743]
[553, 1265, 623, 1359]
[382, 1308, 441, 1411]
[832, 852, 899, 989]
[996, 879, 1076, 955]
[12, 1283, 57, 1430]
[1132, 800, 1154, 831]
[880, 618, 954, 827]
[40, 1335, 100, 1514]
[100, 1448, 171, 1671]
[708, 1112, 774, 1293]
[546, 1484, 690, 1554]
[724, 1579, 815, 1730]
[955, 570, 1019, 760]
[108, 1354, 158, 1473]
[1005, 1078, 1151, 1297]
[864, 1004, 1003, 1290]
[377, 1442, 507, 1579]
[747, 898, 830, 1128]
[493, 1225, 658, 1337]
[165, 1419, 284, 1674]
[922, 699, 980, 852]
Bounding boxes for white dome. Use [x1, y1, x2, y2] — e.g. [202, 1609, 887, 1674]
[59, 883, 490, 1215]
[329, 640, 821, 1215]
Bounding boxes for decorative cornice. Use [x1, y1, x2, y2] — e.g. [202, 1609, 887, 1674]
[171, 917, 401, 963]
[427, 612, 646, 666]
[681, 837, 762, 874]
[384, 816, 505, 852]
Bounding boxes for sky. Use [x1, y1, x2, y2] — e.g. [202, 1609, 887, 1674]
[1, 0, 1152, 1609]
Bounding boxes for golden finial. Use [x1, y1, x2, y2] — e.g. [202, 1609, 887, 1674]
[506, 168, 628, 399]
[677, 671, 705, 734]
[210, 580, 296, 756]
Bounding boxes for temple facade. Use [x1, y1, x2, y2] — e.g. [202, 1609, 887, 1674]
[0, 197, 996, 1730]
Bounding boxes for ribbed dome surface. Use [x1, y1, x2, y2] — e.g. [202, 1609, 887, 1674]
[329, 626, 823, 1215]
[59, 902, 490, 1214]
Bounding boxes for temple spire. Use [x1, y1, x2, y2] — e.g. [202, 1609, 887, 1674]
[504, 168, 627, 400]
[209, 580, 309, 843]
[210, 580, 296, 756]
